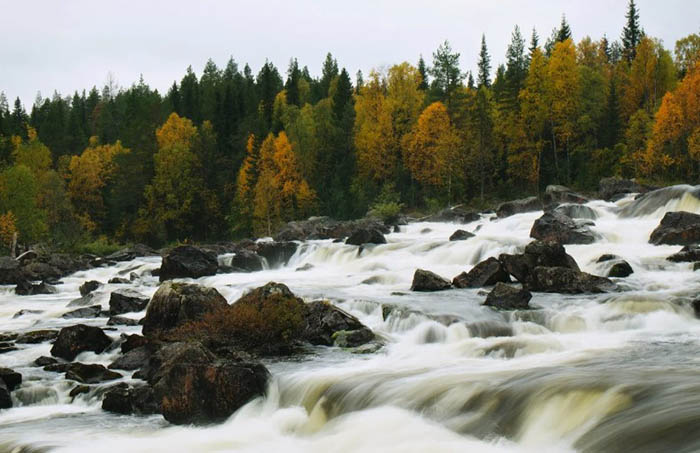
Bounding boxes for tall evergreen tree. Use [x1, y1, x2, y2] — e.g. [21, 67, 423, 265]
[477, 34, 492, 88]
[505, 25, 527, 110]
[285, 58, 302, 107]
[429, 40, 464, 106]
[621, 0, 643, 62]
[417, 55, 429, 90]
[319, 53, 339, 99]
[556, 14, 572, 42]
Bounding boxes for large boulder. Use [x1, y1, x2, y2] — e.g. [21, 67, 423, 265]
[607, 260, 634, 278]
[303, 300, 373, 347]
[228, 250, 264, 272]
[62, 305, 102, 319]
[411, 269, 451, 291]
[425, 206, 480, 224]
[79, 280, 101, 296]
[599, 177, 651, 201]
[496, 197, 543, 218]
[529, 266, 616, 293]
[0, 380, 10, 409]
[553, 204, 599, 220]
[543, 185, 588, 204]
[255, 241, 299, 267]
[159, 246, 218, 281]
[65, 363, 122, 384]
[142, 282, 228, 337]
[0, 257, 22, 285]
[102, 383, 161, 415]
[499, 240, 579, 284]
[50, 325, 112, 361]
[0, 368, 22, 391]
[108, 346, 153, 371]
[530, 211, 596, 244]
[449, 229, 475, 241]
[109, 289, 149, 315]
[649, 211, 700, 246]
[105, 244, 157, 262]
[346, 229, 387, 246]
[453, 257, 510, 288]
[484, 283, 532, 310]
[667, 245, 700, 263]
[15, 280, 57, 296]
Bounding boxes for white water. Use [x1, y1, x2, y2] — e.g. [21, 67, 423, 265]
[1, 186, 700, 453]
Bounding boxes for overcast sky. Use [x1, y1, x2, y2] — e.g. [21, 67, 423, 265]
[1, 0, 697, 107]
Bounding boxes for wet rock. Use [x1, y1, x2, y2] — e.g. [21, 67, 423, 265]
[0, 333, 17, 342]
[107, 316, 140, 327]
[34, 356, 57, 367]
[121, 334, 151, 353]
[108, 277, 130, 284]
[13, 309, 43, 318]
[667, 245, 700, 263]
[346, 228, 387, 246]
[15, 280, 57, 296]
[453, 257, 510, 288]
[695, 262, 700, 271]
[0, 256, 22, 285]
[44, 363, 71, 373]
[62, 305, 102, 319]
[296, 263, 314, 272]
[692, 298, 700, 318]
[109, 289, 149, 315]
[0, 380, 10, 408]
[65, 363, 121, 384]
[530, 211, 596, 244]
[142, 282, 228, 337]
[496, 197, 543, 218]
[425, 206, 480, 223]
[109, 347, 152, 371]
[102, 383, 161, 415]
[449, 229, 475, 241]
[79, 280, 101, 297]
[255, 241, 299, 267]
[0, 368, 22, 391]
[275, 217, 389, 242]
[597, 254, 620, 263]
[607, 260, 634, 278]
[228, 250, 264, 272]
[484, 283, 532, 310]
[599, 177, 652, 201]
[649, 211, 700, 246]
[543, 185, 588, 204]
[69, 385, 90, 398]
[105, 244, 157, 262]
[552, 203, 598, 220]
[332, 329, 375, 348]
[158, 245, 218, 282]
[499, 240, 579, 284]
[529, 266, 616, 293]
[68, 293, 96, 307]
[411, 269, 452, 292]
[50, 325, 112, 361]
[15, 330, 59, 344]
[303, 300, 373, 347]
[0, 342, 17, 354]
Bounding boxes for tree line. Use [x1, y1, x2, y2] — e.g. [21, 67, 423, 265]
[0, 0, 698, 249]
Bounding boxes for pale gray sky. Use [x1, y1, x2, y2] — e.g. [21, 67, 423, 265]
[1, 0, 697, 107]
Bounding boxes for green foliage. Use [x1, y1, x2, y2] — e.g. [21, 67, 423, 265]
[73, 236, 124, 256]
[368, 183, 403, 223]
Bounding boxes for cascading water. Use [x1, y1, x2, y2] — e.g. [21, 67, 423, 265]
[1, 185, 699, 453]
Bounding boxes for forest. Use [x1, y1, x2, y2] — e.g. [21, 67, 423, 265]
[0, 1, 698, 249]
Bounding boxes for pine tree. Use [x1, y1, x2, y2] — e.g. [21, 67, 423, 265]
[477, 34, 492, 88]
[429, 40, 464, 106]
[505, 25, 527, 111]
[417, 55, 429, 90]
[528, 28, 540, 62]
[319, 53, 339, 99]
[285, 58, 302, 107]
[557, 14, 572, 42]
[621, 0, 643, 62]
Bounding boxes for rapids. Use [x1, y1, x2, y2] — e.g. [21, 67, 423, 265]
[1, 186, 699, 453]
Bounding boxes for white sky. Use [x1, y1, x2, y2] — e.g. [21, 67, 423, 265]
[1, 0, 697, 107]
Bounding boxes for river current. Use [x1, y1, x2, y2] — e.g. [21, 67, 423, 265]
[1, 187, 699, 452]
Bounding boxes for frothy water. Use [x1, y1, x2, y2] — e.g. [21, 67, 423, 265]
[1, 186, 699, 452]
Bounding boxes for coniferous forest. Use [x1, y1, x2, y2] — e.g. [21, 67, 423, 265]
[0, 1, 698, 250]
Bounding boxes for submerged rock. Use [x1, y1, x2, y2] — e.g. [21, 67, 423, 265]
[649, 211, 700, 246]
[50, 325, 112, 361]
[483, 283, 532, 310]
[142, 282, 228, 337]
[411, 269, 452, 292]
[453, 257, 510, 288]
[159, 245, 218, 281]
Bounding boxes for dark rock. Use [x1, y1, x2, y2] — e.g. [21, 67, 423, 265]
[449, 229, 475, 241]
[303, 300, 373, 347]
[695, 262, 700, 271]
[255, 241, 298, 267]
[105, 244, 157, 262]
[79, 280, 101, 297]
[13, 309, 43, 318]
[65, 363, 121, 384]
[108, 277, 130, 284]
[346, 228, 387, 246]
[529, 266, 617, 293]
[499, 240, 579, 284]
[411, 269, 452, 292]
[274, 217, 389, 242]
[44, 363, 71, 373]
[552, 204, 599, 220]
[425, 206, 481, 223]
[15, 330, 59, 344]
[496, 197, 543, 218]
[69, 385, 90, 398]
[34, 356, 57, 367]
[62, 305, 102, 319]
[0, 368, 22, 391]
[0, 333, 17, 342]
[453, 257, 510, 288]
[142, 282, 228, 337]
[0, 342, 17, 354]
[159, 245, 218, 282]
[228, 250, 264, 272]
[649, 211, 700, 246]
[102, 383, 161, 415]
[599, 177, 651, 201]
[68, 293, 96, 307]
[109, 347, 152, 371]
[607, 260, 634, 278]
[597, 254, 620, 263]
[109, 289, 149, 315]
[332, 329, 375, 348]
[107, 316, 140, 326]
[667, 244, 700, 263]
[530, 211, 596, 244]
[121, 334, 151, 353]
[543, 185, 588, 204]
[15, 280, 57, 296]
[0, 380, 10, 409]
[484, 283, 532, 310]
[16, 250, 38, 263]
[50, 325, 112, 361]
[296, 263, 314, 272]
[692, 298, 700, 318]
[0, 256, 22, 285]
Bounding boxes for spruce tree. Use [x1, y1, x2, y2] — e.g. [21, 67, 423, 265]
[477, 34, 491, 88]
[505, 25, 527, 110]
[621, 0, 643, 62]
[285, 58, 302, 107]
[557, 14, 572, 42]
[417, 55, 429, 90]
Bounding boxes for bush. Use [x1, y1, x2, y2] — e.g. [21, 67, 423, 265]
[74, 236, 124, 256]
[367, 182, 403, 223]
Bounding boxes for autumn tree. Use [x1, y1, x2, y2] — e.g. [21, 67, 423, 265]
[0, 165, 47, 245]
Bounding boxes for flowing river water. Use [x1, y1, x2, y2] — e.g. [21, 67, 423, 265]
[1, 186, 700, 453]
